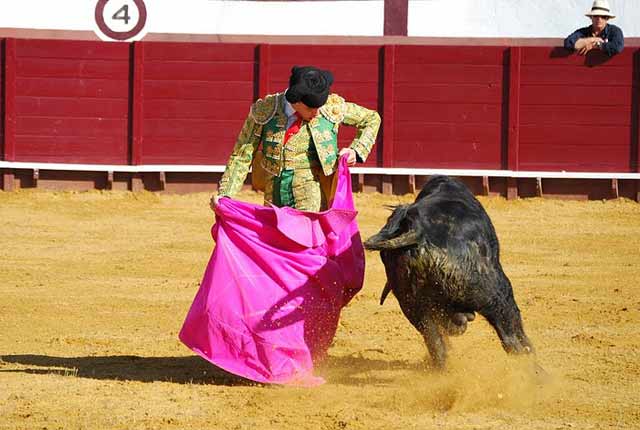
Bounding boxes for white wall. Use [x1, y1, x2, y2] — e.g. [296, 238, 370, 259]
[409, 0, 640, 37]
[0, 0, 637, 38]
[0, 0, 384, 37]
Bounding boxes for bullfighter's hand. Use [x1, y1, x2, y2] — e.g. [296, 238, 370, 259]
[339, 148, 357, 166]
[209, 194, 219, 211]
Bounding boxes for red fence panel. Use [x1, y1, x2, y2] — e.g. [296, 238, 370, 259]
[267, 45, 382, 167]
[138, 42, 256, 165]
[392, 45, 505, 169]
[518, 47, 635, 172]
[12, 39, 130, 164]
[1, 39, 6, 161]
[1, 38, 639, 180]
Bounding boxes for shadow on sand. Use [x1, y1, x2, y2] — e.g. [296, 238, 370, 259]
[0, 354, 255, 386]
[0, 353, 427, 387]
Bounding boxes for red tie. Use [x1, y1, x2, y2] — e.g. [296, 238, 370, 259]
[283, 113, 303, 145]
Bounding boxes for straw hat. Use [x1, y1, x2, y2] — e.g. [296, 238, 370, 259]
[585, 0, 616, 18]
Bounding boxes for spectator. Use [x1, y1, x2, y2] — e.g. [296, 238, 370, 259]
[564, 0, 624, 56]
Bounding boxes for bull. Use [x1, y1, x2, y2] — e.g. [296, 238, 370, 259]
[363, 175, 534, 368]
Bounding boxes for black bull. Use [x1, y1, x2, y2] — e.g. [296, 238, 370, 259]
[364, 175, 534, 368]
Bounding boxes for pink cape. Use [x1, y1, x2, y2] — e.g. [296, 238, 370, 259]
[179, 156, 364, 385]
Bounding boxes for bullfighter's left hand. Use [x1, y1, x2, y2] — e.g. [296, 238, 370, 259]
[339, 148, 357, 166]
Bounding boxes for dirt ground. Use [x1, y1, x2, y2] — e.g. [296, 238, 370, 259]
[0, 188, 639, 430]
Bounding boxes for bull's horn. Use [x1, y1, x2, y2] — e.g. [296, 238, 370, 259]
[364, 230, 418, 250]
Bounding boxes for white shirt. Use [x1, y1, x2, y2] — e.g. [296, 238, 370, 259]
[283, 89, 299, 129]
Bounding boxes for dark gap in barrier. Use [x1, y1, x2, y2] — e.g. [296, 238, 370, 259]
[500, 47, 510, 170]
[376, 45, 385, 168]
[127, 42, 136, 166]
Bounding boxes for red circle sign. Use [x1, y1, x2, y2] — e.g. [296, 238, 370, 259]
[95, 0, 147, 41]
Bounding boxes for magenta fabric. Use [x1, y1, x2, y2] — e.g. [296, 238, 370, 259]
[179, 156, 364, 386]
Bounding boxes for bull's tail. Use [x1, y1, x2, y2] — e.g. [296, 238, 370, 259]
[380, 281, 392, 305]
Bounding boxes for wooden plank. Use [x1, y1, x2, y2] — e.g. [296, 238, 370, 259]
[144, 61, 254, 81]
[519, 125, 629, 145]
[143, 80, 253, 101]
[535, 177, 543, 197]
[268, 78, 378, 102]
[106, 171, 114, 190]
[508, 47, 521, 171]
[143, 42, 256, 61]
[269, 63, 380, 83]
[521, 65, 631, 86]
[396, 102, 501, 123]
[382, 175, 393, 194]
[16, 117, 127, 137]
[16, 77, 129, 98]
[482, 176, 490, 196]
[130, 174, 144, 191]
[395, 46, 504, 65]
[16, 97, 128, 118]
[138, 137, 238, 164]
[393, 141, 502, 169]
[395, 64, 502, 84]
[408, 174, 416, 194]
[16, 39, 128, 60]
[394, 123, 500, 142]
[610, 178, 619, 198]
[4, 38, 16, 161]
[520, 85, 630, 106]
[520, 105, 631, 126]
[382, 45, 395, 168]
[395, 83, 501, 104]
[2, 171, 15, 191]
[356, 174, 364, 193]
[14, 136, 128, 164]
[16, 58, 129, 79]
[143, 99, 248, 120]
[507, 177, 518, 200]
[268, 45, 380, 64]
[142, 119, 242, 139]
[521, 47, 634, 66]
[159, 171, 166, 191]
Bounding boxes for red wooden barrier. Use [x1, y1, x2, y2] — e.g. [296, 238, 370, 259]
[1, 38, 639, 185]
[266, 44, 382, 167]
[139, 42, 256, 165]
[392, 45, 505, 169]
[518, 48, 635, 172]
[11, 39, 130, 164]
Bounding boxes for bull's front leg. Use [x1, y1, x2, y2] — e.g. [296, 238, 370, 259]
[416, 315, 448, 369]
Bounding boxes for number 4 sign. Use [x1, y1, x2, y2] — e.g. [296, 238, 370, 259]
[94, 0, 148, 41]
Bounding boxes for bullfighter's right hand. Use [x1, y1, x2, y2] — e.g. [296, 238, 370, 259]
[209, 194, 219, 211]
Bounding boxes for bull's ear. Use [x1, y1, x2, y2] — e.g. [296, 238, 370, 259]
[364, 230, 418, 250]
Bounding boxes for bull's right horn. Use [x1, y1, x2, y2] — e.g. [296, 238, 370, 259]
[363, 230, 418, 250]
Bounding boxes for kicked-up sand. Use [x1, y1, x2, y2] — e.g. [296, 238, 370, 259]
[0, 189, 639, 429]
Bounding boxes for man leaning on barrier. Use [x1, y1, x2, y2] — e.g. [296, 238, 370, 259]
[564, 0, 624, 56]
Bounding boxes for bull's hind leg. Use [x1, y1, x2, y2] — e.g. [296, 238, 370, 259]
[483, 302, 533, 355]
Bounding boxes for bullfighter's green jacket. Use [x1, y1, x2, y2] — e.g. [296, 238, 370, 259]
[218, 92, 381, 205]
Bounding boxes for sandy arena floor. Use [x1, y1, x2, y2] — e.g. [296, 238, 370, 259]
[0, 188, 639, 429]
